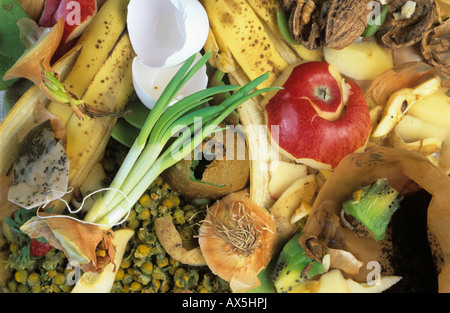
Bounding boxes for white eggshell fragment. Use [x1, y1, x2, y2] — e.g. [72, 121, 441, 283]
[132, 52, 208, 109]
[127, 0, 209, 69]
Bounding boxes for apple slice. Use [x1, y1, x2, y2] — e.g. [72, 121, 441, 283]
[371, 76, 442, 139]
[407, 86, 450, 128]
[268, 160, 308, 200]
[264, 61, 372, 170]
[270, 174, 317, 245]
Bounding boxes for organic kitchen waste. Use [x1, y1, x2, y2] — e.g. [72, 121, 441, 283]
[0, 0, 450, 293]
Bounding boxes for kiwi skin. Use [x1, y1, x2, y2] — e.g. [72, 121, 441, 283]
[162, 126, 250, 200]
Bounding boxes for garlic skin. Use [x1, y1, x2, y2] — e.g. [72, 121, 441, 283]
[127, 0, 210, 109]
[127, 0, 209, 69]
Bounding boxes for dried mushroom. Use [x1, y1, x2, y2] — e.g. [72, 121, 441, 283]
[282, 0, 371, 50]
[378, 0, 435, 49]
[421, 19, 450, 78]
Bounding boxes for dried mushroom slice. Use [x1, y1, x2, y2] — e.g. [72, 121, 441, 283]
[378, 0, 435, 48]
[421, 20, 450, 78]
[325, 0, 372, 49]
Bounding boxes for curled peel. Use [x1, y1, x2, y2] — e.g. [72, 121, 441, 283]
[303, 145, 450, 292]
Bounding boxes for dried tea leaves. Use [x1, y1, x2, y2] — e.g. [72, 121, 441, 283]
[8, 120, 69, 209]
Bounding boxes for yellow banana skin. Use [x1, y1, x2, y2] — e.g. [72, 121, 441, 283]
[65, 32, 135, 189]
[0, 0, 134, 214]
[201, 0, 324, 209]
[47, 0, 130, 124]
[0, 47, 81, 176]
[201, 0, 288, 90]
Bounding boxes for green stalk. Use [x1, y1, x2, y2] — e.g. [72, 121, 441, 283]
[97, 89, 237, 214]
[101, 107, 225, 214]
[88, 54, 208, 217]
[85, 53, 279, 226]
[101, 88, 279, 226]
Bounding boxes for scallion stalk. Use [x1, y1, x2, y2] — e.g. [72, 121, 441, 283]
[84, 51, 279, 226]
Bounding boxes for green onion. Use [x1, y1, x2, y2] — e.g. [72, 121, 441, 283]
[84, 51, 280, 226]
[276, 9, 298, 45]
[44, 71, 84, 106]
[362, 4, 388, 37]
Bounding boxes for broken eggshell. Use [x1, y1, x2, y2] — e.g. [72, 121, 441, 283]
[132, 52, 208, 110]
[127, 0, 209, 68]
[127, 0, 209, 109]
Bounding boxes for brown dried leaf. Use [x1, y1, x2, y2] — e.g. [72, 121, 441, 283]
[378, 0, 435, 49]
[421, 19, 450, 78]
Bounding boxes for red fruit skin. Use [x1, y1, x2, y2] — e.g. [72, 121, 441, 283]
[265, 62, 372, 169]
[39, 0, 60, 27]
[39, 0, 97, 43]
[52, 0, 97, 43]
[283, 61, 342, 115]
[30, 239, 52, 257]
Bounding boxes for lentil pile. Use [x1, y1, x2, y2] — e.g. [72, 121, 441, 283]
[0, 139, 230, 293]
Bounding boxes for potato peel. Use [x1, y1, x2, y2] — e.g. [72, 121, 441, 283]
[303, 145, 450, 292]
[154, 216, 207, 266]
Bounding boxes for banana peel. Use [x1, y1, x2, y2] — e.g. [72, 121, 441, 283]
[65, 31, 134, 191]
[0, 47, 81, 176]
[201, 0, 324, 209]
[1, 0, 133, 215]
[47, 0, 130, 125]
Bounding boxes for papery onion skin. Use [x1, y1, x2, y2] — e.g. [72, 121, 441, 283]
[198, 190, 278, 292]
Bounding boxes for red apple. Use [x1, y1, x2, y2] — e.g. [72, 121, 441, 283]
[40, 0, 97, 44]
[264, 61, 372, 170]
